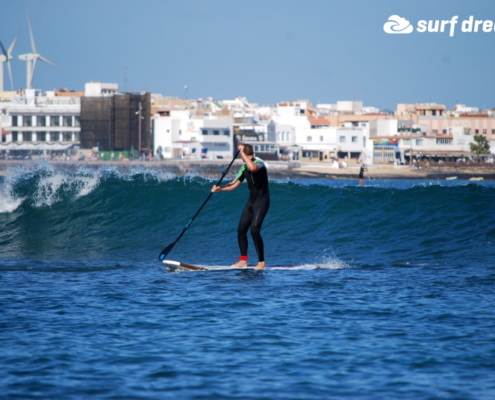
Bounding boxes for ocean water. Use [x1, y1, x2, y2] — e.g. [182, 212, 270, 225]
[1, 161, 494, 399]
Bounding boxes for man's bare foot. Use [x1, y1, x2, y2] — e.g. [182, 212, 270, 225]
[231, 260, 248, 268]
[253, 262, 266, 270]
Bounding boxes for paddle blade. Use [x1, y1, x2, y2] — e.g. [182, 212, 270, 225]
[159, 242, 176, 260]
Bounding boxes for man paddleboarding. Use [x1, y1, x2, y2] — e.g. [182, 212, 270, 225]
[211, 143, 270, 270]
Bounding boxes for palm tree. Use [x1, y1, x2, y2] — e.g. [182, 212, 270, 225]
[470, 134, 490, 162]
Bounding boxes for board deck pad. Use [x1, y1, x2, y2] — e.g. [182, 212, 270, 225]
[162, 260, 324, 272]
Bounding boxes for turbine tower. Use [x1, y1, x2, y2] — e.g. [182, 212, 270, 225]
[0, 33, 18, 91]
[18, 10, 57, 89]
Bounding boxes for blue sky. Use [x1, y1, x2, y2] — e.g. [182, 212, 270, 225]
[1, 0, 494, 110]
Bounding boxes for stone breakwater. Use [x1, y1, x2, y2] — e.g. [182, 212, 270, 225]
[0, 159, 494, 180]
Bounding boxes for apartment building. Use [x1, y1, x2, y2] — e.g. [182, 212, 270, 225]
[0, 88, 81, 159]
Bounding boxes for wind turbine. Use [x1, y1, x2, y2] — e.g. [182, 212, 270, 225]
[18, 10, 57, 89]
[0, 33, 18, 91]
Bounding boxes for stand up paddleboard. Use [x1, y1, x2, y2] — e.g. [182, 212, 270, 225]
[162, 260, 323, 272]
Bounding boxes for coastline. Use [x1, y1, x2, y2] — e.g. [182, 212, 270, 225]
[0, 159, 494, 180]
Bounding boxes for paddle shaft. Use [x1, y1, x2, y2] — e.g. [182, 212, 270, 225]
[159, 150, 241, 260]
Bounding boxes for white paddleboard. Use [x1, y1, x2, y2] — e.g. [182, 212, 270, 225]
[162, 260, 323, 272]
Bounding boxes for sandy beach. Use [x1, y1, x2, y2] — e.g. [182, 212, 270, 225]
[0, 159, 494, 181]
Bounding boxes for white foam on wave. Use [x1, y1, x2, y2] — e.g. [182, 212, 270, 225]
[0, 170, 25, 213]
[0, 186, 24, 213]
[312, 254, 350, 270]
[126, 165, 177, 182]
[33, 172, 102, 206]
[73, 175, 100, 199]
[33, 174, 66, 207]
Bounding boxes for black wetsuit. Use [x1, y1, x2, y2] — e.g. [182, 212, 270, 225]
[235, 157, 270, 262]
[359, 166, 366, 179]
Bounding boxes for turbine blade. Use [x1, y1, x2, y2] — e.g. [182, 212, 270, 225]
[0, 41, 7, 58]
[30, 58, 37, 88]
[7, 60, 14, 90]
[26, 9, 37, 54]
[39, 55, 58, 69]
[8, 32, 19, 56]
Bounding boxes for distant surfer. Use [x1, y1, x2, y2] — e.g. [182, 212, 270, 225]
[359, 164, 367, 186]
[211, 143, 270, 270]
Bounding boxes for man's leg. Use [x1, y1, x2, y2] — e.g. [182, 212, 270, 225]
[250, 197, 270, 270]
[232, 202, 252, 268]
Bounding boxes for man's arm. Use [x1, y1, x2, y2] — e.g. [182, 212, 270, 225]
[238, 145, 259, 172]
[211, 179, 241, 193]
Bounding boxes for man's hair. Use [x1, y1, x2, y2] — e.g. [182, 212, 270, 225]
[242, 143, 254, 156]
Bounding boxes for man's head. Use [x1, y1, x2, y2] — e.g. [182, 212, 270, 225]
[242, 143, 254, 156]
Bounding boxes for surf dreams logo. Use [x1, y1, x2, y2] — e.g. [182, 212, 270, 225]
[384, 15, 495, 37]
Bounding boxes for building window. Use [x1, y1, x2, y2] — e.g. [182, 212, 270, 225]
[224, 130, 229, 136]
[320, 136, 324, 142]
[50, 132, 60, 141]
[483, 129, 487, 135]
[12, 131, 18, 141]
[432, 129, 438, 135]
[492, 129, 495, 135]
[50, 116, 60, 127]
[24, 132, 32, 141]
[37, 132, 46, 141]
[213, 130, 219, 135]
[37, 116, 46, 127]
[23, 116, 32, 127]
[352, 136, 358, 143]
[415, 139, 423, 146]
[63, 132, 72, 141]
[12, 115, 18, 126]
[339, 136, 345, 143]
[442, 129, 447, 134]
[202, 129, 207, 135]
[307, 136, 312, 142]
[75, 116, 80, 127]
[475, 129, 479, 134]
[436, 138, 452, 144]
[63, 116, 73, 127]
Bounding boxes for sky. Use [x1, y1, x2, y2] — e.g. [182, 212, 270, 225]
[1, 0, 494, 110]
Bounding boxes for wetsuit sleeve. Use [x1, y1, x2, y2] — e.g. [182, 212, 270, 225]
[253, 158, 266, 170]
[236, 164, 247, 182]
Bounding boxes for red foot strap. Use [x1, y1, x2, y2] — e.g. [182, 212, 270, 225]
[240, 255, 248, 261]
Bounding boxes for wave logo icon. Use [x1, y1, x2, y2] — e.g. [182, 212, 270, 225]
[383, 15, 414, 34]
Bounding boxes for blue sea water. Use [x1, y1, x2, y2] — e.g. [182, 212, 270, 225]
[1, 162, 494, 399]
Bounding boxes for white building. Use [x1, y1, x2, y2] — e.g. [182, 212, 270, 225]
[400, 127, 475, 162]
[152, 109, 234, 160]
[85, 82, 119, 97]
[272, 101, 372, 163]
[0, 89, 81, 159]
[370, 118, 478, 163]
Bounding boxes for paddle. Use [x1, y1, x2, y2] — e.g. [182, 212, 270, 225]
[158, 150, 241, 260]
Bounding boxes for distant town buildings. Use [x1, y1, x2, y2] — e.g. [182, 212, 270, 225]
[0, 82, 494, 164]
